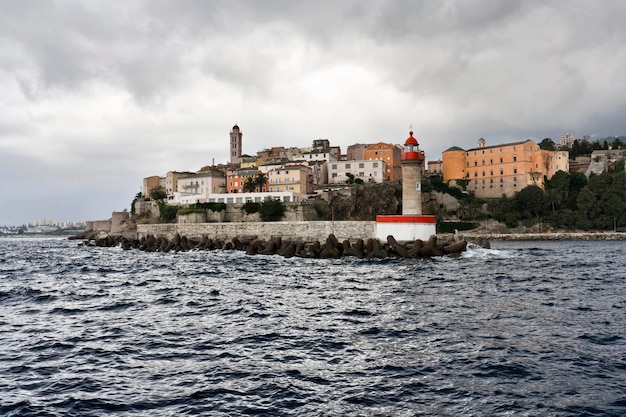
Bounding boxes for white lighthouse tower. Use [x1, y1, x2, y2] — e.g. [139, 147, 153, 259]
[375, 129, 436, 241]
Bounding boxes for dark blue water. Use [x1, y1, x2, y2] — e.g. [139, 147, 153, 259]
[0, 237, 624, 416]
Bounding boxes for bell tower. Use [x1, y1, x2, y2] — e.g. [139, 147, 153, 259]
[230, 124, 242, 164]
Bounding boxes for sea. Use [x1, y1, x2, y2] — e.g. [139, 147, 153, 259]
[0, 237, 624, 417]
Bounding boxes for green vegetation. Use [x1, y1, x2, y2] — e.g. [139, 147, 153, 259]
[242, 201, 261, 214]
[259, 197, 286, 221]
[130, 192, 142, 216]
[345, 173, 364, 185]
[558, 136, 624, 159]
[158, 203, 179, 223]
[150, 186, 167, 201]
[194, 202, 226, 212]
[177, 207, 206, 215]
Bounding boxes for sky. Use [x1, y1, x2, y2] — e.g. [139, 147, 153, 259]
[1, 0, 626, 225]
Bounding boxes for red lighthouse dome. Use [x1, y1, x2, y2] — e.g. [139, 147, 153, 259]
[403, 131, 423, 160]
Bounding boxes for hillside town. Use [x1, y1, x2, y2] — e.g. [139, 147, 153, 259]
[140, 125, 625, 206]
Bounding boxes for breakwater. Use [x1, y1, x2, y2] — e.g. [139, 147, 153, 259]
[84, 232, 471, 259]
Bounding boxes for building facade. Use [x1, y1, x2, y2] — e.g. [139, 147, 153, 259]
[364, 142, 403, 181]
[266, 164, 313, 194]
[177, 170, 226, 202]
[442, 139, 569, 198]
[426, 160, 443, 176]
[226, 168, 262, 193]
[165, 171, 192, 198]
[328, 160, 385, 184]
[346, 143, 369, 161]
[142, 175, 162, 198]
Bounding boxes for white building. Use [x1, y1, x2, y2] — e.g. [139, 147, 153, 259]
[328, 160, 385, 184]
[173, 171, 226, 204]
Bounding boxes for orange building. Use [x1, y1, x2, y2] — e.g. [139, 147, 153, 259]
[442, 138, 569, 198]
[226, 169, 262, 193]
[364, 142, 403, 181]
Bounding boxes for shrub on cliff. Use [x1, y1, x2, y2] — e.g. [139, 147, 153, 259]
[242, 202, 261, 214]
[259, 198, 285, 221]
[194, 202, 226, 212]
[158, 203, 179, 223]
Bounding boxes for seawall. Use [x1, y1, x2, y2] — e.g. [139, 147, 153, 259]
[137, 221, 377, 242]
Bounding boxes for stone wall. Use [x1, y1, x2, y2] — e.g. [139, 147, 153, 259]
[137, 221, 376, 242]
[90, 219, 112, 232]
[111, 211, 130, 234]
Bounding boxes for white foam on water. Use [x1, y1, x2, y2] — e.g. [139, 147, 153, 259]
[461, 244, 519, 260]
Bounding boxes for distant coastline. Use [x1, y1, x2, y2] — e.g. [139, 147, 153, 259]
[457, 231, 625, 241]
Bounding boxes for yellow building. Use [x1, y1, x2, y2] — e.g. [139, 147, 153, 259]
[442, 139, 569, 198]
[267, 164, 312, 194]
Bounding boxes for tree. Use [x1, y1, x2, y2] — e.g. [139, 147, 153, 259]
[576, 187, 600, 218]
[513, 185, 545, 218]
[259, 197, 286, 221]
[346, 173, 355, 184]
[243, 176, 257, 193]
[539, 138, 555, 150]
[567, 172, 588, 208]
[611, 137, 623, 150]
[255, 173, 268, 192]
[544, 188, 562, 212]
[150, 186, 167, 201]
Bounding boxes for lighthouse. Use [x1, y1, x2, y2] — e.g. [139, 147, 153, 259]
[401, 130, 424, 215]
[375, 129, 436, 242]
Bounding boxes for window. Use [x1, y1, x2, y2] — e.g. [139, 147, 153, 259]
[474, 172, 478, 177]
[373, 162, 378, 168]
[482, 160, 485, 165]
[490, 159, 493, 164]
[500, 157, 503, 163]
[345, 163, 351, 169]
[513, 167, 518, 174]
[500, 168, 504, 175]
[331, 164, 337, 169]
[482, 171, 485, 176]
[513, 155, 517, 162]
[359, 163, 364, 168]
[490, 170, 493, 176]
[474, 161, 478, 166]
